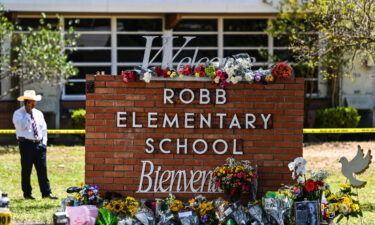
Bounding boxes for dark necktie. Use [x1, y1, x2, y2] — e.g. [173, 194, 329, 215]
[30, 112, 39, 139]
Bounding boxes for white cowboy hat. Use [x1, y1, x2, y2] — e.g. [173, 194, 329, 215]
[17, 90, 42, 101]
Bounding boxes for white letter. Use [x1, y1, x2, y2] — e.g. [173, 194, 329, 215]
[189, 170, 203, 193]
[132, 112, 142, 128]
[261, 114, 272, 129]
[185, 113, 195, 128]
[145, 138, 155, 153]
[232, 139, 243, 155]
[137, 160, 154, 193]
[176, 138, 188, 154]
[216, 113, 227, 129]
[213, 139, 228, 154]
[163, 113, 179, 128]
[199, 89, 210, 104]
[229, 114, 241, 129]
[164, 88, 174, 104]
[148, 112, 158, 128]
[245, 113, 256, 129]
[200, 113, 211, 128]
[159, 171, 172, 192]
[180, 89, 195, 104]
[116, 112, 127, 127]
[216, 89, 226, 104]
[153, 166, 161, 192]
[192, 139, 208, 155]
[159, 138, 172, 154]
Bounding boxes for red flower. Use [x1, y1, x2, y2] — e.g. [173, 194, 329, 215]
[316, 181, 324, 188]
[154, 67, 163, 77]
[230, 187, 237, 196]
[162, 69, 169, 78]
[195, 65, 206, 77]
[305, 179, 316, 192]
[121, 70, 137, 83]
[179, 65, 193, 75]
[272, 62, 292, 79]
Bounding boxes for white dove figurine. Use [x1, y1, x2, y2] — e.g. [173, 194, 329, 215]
[339, 145, 372, 188]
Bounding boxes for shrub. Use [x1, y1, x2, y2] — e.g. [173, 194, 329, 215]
[70, 109, 86, 129]
[314, 107, 361, 141]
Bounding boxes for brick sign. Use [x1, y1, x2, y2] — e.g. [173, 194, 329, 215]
[85, 75, 304, 198]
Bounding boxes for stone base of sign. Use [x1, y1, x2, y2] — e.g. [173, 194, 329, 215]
[85, 75, 304, 199]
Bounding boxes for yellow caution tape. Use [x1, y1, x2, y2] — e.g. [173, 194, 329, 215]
[303, 128, 375, 133]
[0, 129, 85, 134]
[0, 128, 374, 134]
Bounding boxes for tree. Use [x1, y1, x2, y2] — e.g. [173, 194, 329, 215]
[0, 6, 78, 98]
[266, 0, 375, 107]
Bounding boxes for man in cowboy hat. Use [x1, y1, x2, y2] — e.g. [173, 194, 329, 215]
[12, 90, 57, 200]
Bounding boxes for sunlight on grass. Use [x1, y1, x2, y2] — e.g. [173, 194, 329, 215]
[0, 145, 84, 224]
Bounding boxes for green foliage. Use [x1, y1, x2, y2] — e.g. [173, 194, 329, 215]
[0, 5, 79, 97]
[96, 208, 119, 225]
[315, 107, 361, 129]
[265, 0, 375, 106]
[315, 107, 361, 141]
[70, 109, 86, 129]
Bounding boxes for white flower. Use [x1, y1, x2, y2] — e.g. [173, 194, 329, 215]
[294, 157, 307, 167]
[288, 162, 295, 171]
[214, 76, 220, 84]
[142, 72, 152, 83]
[296, 166, 306, 176]
[225, 67, 235, 77]
[230, 76, 241, 84]
[297, 176, 305, 184]
[245, 71, 254, 82]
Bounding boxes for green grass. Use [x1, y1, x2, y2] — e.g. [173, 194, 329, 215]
[0, 142, 374, 224]
[0, 145, 84, 224]
[304, 142, 375, 224]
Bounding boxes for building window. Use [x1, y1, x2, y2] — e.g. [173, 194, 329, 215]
[117, 18, 163, 73]
[63, 18, 111, 99]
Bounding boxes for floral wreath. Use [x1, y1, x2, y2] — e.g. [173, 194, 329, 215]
[121, 53, 293, 87]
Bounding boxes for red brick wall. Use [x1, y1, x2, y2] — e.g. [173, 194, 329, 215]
[0, 101, 18, 129]
[85, 75, 304, 199]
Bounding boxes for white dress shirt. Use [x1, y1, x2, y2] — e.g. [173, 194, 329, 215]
[13, 106, 48, 145]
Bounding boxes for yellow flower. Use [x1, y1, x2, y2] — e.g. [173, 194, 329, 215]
[340, 184, 350, 189]
[167, 71, 171, 75]
[188, 199, 195, 204]
[179, 74, 184, 78]
[198, 202, 214, 216]
[351, 204, 360, 212]
[324, 189, 331, 197]
[341, 196, 353, 205]
[170, 200, 183, 212]
[327, 194, 337, 201]
[74, 193, 82, 201]
[339, 204, 350, 215]
[328, 203, 338, 214]
[195, 73, 200, 77]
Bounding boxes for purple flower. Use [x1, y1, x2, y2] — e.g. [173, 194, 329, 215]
[201, 214, 208, 224]
[254, 73, 261, 82]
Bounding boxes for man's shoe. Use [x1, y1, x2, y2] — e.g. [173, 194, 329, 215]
[42, 193, 58, 199]
[24, 195, 35, 200]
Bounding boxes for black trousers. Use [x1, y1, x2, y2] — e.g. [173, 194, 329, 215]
[19, 140, 51, 197]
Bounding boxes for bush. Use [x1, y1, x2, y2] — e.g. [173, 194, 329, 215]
[70, 109, 86, 129]
[314, 107, 361, 141]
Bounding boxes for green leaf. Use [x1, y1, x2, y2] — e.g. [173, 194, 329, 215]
[96, 208, 119, 225]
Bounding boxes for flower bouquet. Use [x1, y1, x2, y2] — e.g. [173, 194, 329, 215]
[324, 184, 362, 223]
[188, 195, 216, 224]
[288, 157, 329, 201]
[213, 158, 257, 202]
[68, 184, 101, 206]
[103, 196, 139, 218]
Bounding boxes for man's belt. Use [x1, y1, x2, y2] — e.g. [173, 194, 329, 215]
[18, 137, 41, 143]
